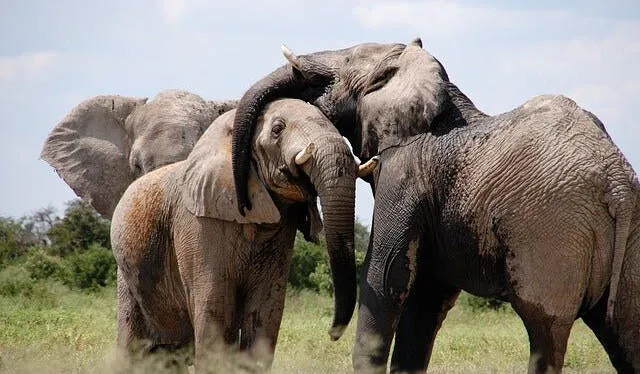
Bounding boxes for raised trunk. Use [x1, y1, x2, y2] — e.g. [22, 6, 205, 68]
[232, 57, 337, 215]
[307, 145, 357, 340]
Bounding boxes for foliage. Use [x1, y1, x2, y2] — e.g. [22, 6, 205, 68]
[24, 247, 64, 281]
[47, 200, 111, 257]
[289, 232, 367, 294]
[59, 243, 117, 291]
[0, 217, 34, 267]
[458, 291, 507, 312]
[0, 265, 36, 297]
[354, 217, 370, 253]
[20, 205, 59, 246]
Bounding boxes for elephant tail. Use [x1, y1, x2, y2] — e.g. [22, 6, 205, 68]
[605, 186, 638, 323]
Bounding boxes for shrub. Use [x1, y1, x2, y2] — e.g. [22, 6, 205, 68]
[60, 243, 116, 291]
[458, 292, 506, 312]
[25, 247, 64, 280]
[309, 262, 333, 294]
[0, 265, 35, 296]
[47, 200, 111, 257]
[289, 234, 327, 290]
[0, 217, 32, 267]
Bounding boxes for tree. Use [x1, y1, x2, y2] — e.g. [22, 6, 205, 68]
[0, 217, 32, 267]
[47, 200, 111, 256]
[20, 206, 59, 246]
[354, 217, 370, 253]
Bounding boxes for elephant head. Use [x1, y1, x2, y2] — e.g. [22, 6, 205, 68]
[231, 38, 453, 214]
[41, 90, 237, 218]
[183, 99, 367, 340]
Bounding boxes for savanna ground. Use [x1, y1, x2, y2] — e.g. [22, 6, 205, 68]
[0, 283, 614, 374]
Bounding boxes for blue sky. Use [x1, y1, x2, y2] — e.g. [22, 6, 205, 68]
[1, 0, 638, 227]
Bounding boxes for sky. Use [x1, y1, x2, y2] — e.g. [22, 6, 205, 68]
[1, 0, 638, 228]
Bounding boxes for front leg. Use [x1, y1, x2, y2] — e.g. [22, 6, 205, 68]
[353, 189, 421, 372]
[390, 276, 460, 373]
[192, 280, 240, 370]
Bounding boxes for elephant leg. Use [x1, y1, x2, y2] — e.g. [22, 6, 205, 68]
[353, 224, 420, 372]
[117, 270, 152, 353]
[117, 271, 192, 372]
[238, 270, 290, 370]
[192, 282, 240, 370]
[511, 301, 574, 374]
[581, 225, 640, 373]
[390, 278, 460, 373]
[581, 292, 637, 373]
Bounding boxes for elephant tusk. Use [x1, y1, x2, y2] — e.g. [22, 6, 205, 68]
[357, 156, 380, 177]
[281, 44, 302, 70]
[294, 143, 315, 165]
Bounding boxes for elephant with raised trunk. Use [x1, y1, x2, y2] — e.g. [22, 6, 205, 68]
[230, 39, 640, 373]
[111, 98, 373, 370]
[41, 89, 237, 218]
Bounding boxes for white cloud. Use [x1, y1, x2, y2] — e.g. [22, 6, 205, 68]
[0, 52, 58, 80]
[353, 1, 574, 38]
[352, 1, 639, 124]
[159, 0, 195, 24]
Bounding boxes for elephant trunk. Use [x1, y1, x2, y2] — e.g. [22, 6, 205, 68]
[306, 142, 357, 340]
[232, 58, 336, 216]
[233, 65, 310, 215]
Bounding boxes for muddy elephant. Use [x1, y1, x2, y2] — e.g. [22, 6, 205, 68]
[111, 98, 373, 370]
[41, 89, 237, 218]
[229, 40, 640, 373]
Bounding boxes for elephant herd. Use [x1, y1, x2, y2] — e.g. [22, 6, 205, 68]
[41, 38, 640, 373]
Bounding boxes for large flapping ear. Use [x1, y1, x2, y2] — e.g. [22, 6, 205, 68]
[182, 110, 281, 224]
[41, 95, 147, 218]
[358, 45, 448, 156]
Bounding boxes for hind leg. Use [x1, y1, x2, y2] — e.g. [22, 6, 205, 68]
[511, 299, 574, 374]
[581, 291, 636, 373]
[582, 231, 640, 373]
[117, 270, 152, 352]
[117, 271, 192, 372]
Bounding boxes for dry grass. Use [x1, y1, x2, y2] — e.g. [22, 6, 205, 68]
[0, 284, 614, 373]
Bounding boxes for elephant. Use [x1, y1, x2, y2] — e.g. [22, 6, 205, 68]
[110, 98, 374, 370]
[41, 89, 237, 218]
[229, 39, 640, 372]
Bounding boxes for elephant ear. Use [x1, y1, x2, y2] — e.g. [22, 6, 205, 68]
[182, 110, 281, 224]
[41, 95, 147, 218]
[359, 45, 448, 157]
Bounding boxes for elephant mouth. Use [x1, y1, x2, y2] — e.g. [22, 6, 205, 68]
[270, 166, 317, 203]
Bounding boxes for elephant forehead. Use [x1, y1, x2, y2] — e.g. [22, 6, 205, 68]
[263, 99, 323, 118]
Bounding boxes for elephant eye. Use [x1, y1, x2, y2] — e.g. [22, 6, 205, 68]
[271, 119, 286, 138]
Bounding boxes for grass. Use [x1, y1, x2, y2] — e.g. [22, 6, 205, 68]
[0, 283, 614, 373]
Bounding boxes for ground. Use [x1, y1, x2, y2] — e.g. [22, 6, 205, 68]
[0, 283, 614, 373]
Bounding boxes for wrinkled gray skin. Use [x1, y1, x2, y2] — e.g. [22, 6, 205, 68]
[41, 89, 237, 218]
[231, 40, 640, 373]
[111, 99, 357, 371]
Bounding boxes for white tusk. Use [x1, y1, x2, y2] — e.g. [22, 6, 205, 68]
[357, 156, 380, 177]
[294, 143, 315, 165]
[281, 44, 302, 69]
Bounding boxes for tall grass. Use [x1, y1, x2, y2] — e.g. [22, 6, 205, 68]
[0, 284, 614, 373]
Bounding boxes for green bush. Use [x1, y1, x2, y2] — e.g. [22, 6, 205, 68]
[47, 200, 111, 257]
[289, 234, 327, 290]
[60, 243, 116, 291]
[309, 262, 332, 294]
[0, 265, 35, 296]
[24, 247, 64, 280]
[0, 218, 32, 267]
[458, 292, 506, 312]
